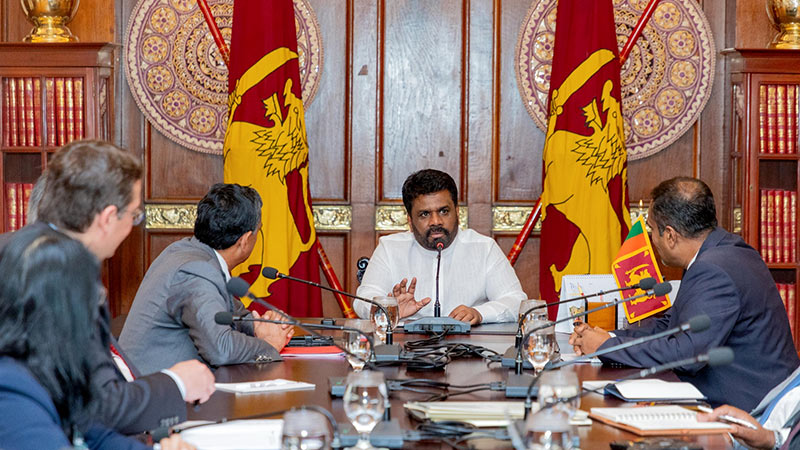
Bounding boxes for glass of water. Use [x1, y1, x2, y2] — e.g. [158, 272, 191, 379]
[342, 319, 374, 371]
[281, 408, 331, 450]
[519, 299, 548, 324]
[524, 408, 575, 450]
[522, 319, 556, 374]
[342, 370, 387, 450]
[537, 368, 581, 418]
[369, 296, 399, 344]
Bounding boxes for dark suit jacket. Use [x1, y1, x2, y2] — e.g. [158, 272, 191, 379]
[598, 227, 799, 410]
[0, 222, 186, 434]
[0, 357, 148, 450]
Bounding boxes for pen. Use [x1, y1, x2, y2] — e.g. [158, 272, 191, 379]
[696, 405, 759, 430]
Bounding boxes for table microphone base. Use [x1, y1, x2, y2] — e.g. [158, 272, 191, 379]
[505, 372, 539, 398]
[374, 344, 402, 362]
[337, 419, 404, 448]
[403, 317, 470, 334]
[500, 346, 533, 369]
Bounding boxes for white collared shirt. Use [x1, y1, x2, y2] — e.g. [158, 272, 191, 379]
[213, 249, 231, 282]
[354, 229, 526, 323]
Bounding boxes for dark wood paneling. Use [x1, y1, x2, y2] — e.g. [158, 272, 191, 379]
[736, 0, 775, 49]
[318, 233, 348, 317]
[1, 0, 114, 43]
[379, 0, 467, 201]
[496, 234, 540, 300]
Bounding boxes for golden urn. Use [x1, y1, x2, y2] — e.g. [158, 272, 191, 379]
[767, 0, 800, 49]
[20, 0, 81, 43]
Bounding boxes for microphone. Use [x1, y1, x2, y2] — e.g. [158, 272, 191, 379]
[403, 242, 471, 334]
[504, 277, 658, 370]
[262, 267, 401, 353]
[505, 313, 710, 399]
[434, 242, 443, 318]
[522, 346, 734, 419]
[225, 277, 377, 369]
[507, 282, 672, 374]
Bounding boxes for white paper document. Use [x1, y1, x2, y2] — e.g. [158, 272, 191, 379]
[583, 379, 705, 401]
[214, 378, 315, 394]
[176, 419, 283, 449]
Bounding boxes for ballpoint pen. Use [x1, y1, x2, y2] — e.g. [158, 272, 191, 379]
[697, 405, 759, 430]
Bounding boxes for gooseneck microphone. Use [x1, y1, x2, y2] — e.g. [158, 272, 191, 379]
[262, 267, 398, 347]
[225, 277, 377, 369]
[507, 277, 658, 370]
[434, 241, 443, 318]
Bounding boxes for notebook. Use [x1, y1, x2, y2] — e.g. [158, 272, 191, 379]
[583, 379, 707, 402]
[589, 405, 732, 435]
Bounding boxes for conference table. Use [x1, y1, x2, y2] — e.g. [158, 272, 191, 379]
[187, 322, 733, 449]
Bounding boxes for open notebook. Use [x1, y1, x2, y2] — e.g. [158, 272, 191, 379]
[589, 405, 732, 436]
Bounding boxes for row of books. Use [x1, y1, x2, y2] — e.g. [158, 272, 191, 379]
[4, 182, 33, 231]
[778, 282, 797, 335]
[759, 84, 799, 154]
[760, 189, 797, 264]
[1, 76, 85, 148]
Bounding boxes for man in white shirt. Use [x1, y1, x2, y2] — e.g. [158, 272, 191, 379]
[355, 169, 526, 324]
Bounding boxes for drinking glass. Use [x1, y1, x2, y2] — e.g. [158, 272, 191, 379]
[369, 296, 399, 344]
[342, 319, 374, 371]
[519, 299, 548, 324]
[523, 319, 556, 374]
[536, 369, 581, 418]
[524, 408, 575, 450]
[281, 408, 331, 450]
[342, 370, 387, 450]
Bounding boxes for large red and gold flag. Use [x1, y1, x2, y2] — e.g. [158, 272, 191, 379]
[612, 216, 671, 322]
[539, 0, 631, 319]
[223, 0, 321, 316]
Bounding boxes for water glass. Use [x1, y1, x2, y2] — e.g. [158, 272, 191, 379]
[524, 408, 575, 450]
[341, 319, 374, 371]
[281, 408, 331, 450]
[523, 319, 556, 374]
[519, 299, 548, 323]
[369, 296, 399, 344]
[342, 370, 387, 450]
[537, 369, 581, 418]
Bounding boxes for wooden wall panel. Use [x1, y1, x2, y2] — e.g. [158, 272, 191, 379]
[736, 0, 774, 49]
[379, 0, 467, 201]
[318, 234, 348, 317]
[1, 0, 115, 43]
[306, 0, 349, 202]
[496, 234, 540, 300]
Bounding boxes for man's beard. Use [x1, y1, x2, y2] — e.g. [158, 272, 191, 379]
[414, 225, 455, 251]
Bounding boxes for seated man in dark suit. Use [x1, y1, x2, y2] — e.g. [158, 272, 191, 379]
[18, 140, 215, 434]
[120, 183, 293, 375]
[570, 177, 799, 411]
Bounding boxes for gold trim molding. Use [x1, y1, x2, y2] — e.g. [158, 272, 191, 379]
[375, 205, 468, 231]
[732, 207, 742, 234]
[491, 203, 651, 233]
[145, 204, 353, 231]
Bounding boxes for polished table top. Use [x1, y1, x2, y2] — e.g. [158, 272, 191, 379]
[188, 322, 733, 449]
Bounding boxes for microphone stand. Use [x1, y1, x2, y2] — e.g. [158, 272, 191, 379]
[434, 242, 442, 318]
[261, 268, 402, 361]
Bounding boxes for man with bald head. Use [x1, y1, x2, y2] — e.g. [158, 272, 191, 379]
[570, 177, 798, 411]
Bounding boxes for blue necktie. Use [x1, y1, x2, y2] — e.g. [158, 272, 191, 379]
[760, 371, 800, 425]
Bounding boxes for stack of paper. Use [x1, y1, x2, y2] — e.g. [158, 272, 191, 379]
[214, 379, 315, 394]
[582, 379, 706, 402]
[589, 405, 731, 435]
[176, 419, 283, 449]
[403, 402, 591, 427]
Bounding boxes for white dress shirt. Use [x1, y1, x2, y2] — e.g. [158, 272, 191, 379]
[354, 229, 526, 323]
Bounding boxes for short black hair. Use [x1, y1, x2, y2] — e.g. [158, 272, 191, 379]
[650, 177, 717, 238]
[194, 183, 262, 250]
[401, 169, 458, 214]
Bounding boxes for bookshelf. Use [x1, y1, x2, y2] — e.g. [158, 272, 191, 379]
[727, 49, 799, 346]
[0, 43, 115, 232]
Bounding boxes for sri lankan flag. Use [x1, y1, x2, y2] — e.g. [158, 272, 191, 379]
[539, 0, 630, 319]
[222, 0, 322, 316]
[612, 216, 671, 322]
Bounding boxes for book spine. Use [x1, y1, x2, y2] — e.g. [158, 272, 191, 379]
[761, 189, 769, 261]
[783, 190, 792, 264]
[55, 77, 65, 146]
[45, 78, 55, 147]
[768, 85, 777, 154]
[778, 85, 787, 154]
[789, 285, 797, 337]
[776, 190, 785, 263]
[24, 78, 35, 147]
[760, 85, 767, 153]
[767, 189, 776, 263]
[789, 85, 797, 154]
[64, 77, 74, 144]
[16, 78, 26, 147]
[33, 78, 42, 147]
[792, 191, 797, 263]
[73, 77, 84, 140]
[21, 183, 32, 226]
[8, 77, 17, 147]
[2, 78, 8, 146]
[5, 183, 18, 232]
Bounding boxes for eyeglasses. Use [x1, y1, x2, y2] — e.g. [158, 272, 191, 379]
[120, 206, 145, 226]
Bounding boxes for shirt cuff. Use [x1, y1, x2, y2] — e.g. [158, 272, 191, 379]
[161, 369, 187, 401]
[608, 332, 617, 338]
